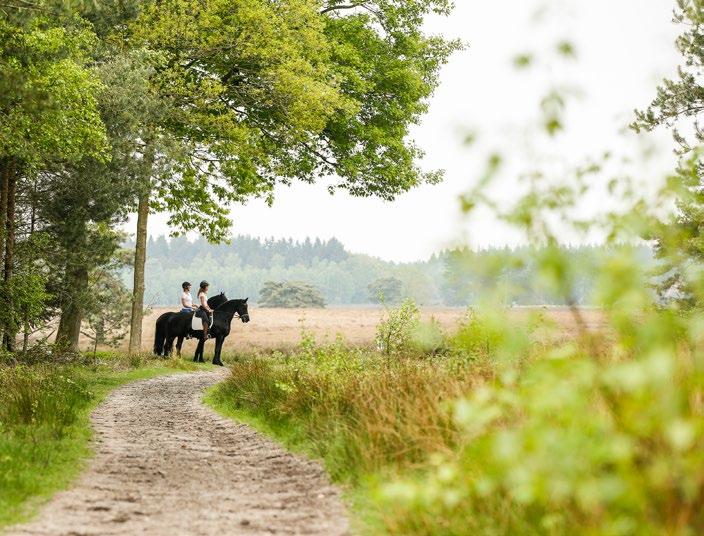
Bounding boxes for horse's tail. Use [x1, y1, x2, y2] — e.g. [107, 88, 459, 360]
[154, 314, 167, 356]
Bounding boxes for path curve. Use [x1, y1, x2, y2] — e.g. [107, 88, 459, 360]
[7, 370, 349, 536]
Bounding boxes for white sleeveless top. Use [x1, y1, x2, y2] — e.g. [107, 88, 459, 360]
[181, 291, 193, 308]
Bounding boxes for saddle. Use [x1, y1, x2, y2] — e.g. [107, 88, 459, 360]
[191, 313, 213, 332]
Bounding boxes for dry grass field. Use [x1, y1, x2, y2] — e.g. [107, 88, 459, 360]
[76, 306, 607, 355]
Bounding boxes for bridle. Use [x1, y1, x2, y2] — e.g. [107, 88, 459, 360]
[228, 307, 248, 321]
[212, 300, 248, 321]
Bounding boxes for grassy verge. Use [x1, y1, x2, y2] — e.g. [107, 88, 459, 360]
[0, 352, 200, 528]
[206, 303, 704, 535]
[204, 319, 499, 535]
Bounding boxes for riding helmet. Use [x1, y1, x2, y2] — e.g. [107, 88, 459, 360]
[182, 281, 191, 290]
[200, 280, 209, 289]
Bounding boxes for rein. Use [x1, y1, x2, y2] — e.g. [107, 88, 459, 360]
[213, 303, 245, 319]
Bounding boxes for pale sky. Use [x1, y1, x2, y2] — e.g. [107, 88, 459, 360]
[138, 0, 682, 262]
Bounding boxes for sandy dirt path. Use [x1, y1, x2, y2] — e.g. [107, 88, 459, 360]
[7, 370, 349, 536]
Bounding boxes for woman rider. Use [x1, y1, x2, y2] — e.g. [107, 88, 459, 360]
[180, 282, 197, 313]
[197, 280, 214, 339]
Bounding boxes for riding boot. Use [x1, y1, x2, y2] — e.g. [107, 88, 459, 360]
[203, 322, 209, 340]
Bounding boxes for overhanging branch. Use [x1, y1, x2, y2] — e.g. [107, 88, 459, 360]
[320, 1, 367, 15]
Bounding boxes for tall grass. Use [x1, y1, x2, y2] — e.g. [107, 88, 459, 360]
[208, 309, 539, 524]
[218, 351, 481, 480]
[0, 366, 92, 435]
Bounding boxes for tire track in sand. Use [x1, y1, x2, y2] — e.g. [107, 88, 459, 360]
[7, 370, 349, 536]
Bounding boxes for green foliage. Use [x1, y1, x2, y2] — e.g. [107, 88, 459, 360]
[81, 269, 132, 354]
[259, 280, 326, 308]
[210, 296, 704, 535]
[409, 316, 446, 356]
[319, 2, 460, 196]
[631, 1, 704, 302]
[645, 152, 704, 304]
[0, 16, 108, 165]
[375, 298, 420, 355]
[378, 301, 704, 534]
[128, 0, 457, 229]
[448, 309, 502, 360]
[632, 0, 704, 151]
[0, 273, 50, 342]
[513, 54, 533, 69]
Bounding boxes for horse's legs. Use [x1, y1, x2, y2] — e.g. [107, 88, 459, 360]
[176, 336, 184, 358]
[194, 337, 205, 363]
[164, 335, 175, 357]
[212, 337, 224, 366]
[199, 335, 207, 363]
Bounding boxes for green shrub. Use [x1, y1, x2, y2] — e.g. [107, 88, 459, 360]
[375, 299, 421, 355]
[210, 299, 704, 535]
[409, 317, 448, 356]
[448, 309, 503, 359]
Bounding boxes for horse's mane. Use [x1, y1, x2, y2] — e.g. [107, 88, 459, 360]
[207, 292, 228, 308]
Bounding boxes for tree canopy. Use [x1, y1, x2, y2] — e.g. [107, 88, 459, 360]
[125, 0, 459, 229]
[0, 0, 457, 351]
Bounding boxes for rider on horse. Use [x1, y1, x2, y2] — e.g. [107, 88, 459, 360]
[196, 280, 214, 339]
[180, 282, 197, 313]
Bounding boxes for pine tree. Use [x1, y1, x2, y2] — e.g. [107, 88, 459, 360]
[632, 1, 704, 301]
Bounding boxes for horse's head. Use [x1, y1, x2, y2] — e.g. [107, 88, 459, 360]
[215, 297, 250, 323]
[237, 298, 250, 323]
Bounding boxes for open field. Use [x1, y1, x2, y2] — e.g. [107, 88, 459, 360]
[76, 306, 608, 354]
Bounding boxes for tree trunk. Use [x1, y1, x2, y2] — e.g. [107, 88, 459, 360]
[29, 178, 36, 234]
[56, 266, 89, 352]
[3, 167, 16, 351]
[128, 189, 150, 354]
[0, 160, 9, 262]
[128, 137, 155, 355]
[22, 314, 29, 353]
[0, 160, 8, 345]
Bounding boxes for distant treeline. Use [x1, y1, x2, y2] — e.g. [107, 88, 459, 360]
[123, 236, 653, 307]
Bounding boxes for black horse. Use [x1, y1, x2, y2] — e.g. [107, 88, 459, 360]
[193, 298, 250, 366]
[153, 292, 228, 357]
